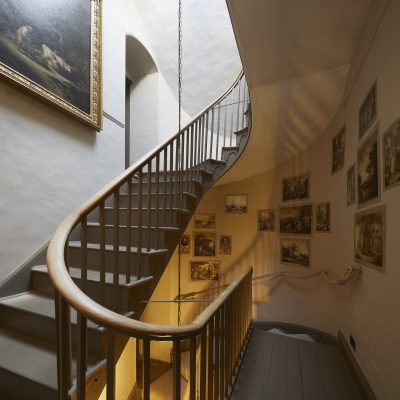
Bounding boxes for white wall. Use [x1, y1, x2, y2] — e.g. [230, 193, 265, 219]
[154, 1, 400, 398]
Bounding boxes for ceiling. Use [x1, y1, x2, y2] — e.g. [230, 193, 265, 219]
[218, 0, 371, 184]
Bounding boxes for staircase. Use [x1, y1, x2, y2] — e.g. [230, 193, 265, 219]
[0, 71, 251, 399]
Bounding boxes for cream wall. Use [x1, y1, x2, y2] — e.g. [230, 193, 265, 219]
[154, 1, 400, 398]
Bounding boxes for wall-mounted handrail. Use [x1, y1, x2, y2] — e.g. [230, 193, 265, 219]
[47, 68, 252, 399]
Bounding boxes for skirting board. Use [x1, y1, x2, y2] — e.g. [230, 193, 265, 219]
[338, 330, 377, 400]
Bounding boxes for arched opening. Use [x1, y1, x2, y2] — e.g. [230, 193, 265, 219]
[125, 35, 159, 167]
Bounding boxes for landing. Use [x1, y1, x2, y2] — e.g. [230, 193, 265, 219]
[231, 328, 361, 400]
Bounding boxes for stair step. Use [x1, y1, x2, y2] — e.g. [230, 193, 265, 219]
[0, 292, 107, 358]
[221, 146, 240, 161]
[0, 328, 102, 400]
[32, 265, 154, 313]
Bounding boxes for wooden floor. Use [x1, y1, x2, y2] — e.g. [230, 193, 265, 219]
[231, 329, 361, 400]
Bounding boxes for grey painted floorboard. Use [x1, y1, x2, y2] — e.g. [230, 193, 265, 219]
[231, 329, 361, 400]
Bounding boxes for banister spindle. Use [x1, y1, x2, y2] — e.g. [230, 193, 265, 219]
[207, 316, 215, 399]
[180, 133, 185, 208]
[175, 138, 180, 210]
[155, 154, 160, 250]
[147, 161, 152, 252]
[80, 217, 88, 292]
[173, 340, 181, 400]
[237, 79, 241, 131]
[204, 112, 209, 164]
[137, 170, 143, 280]
[106, 330, 115, 399]
[214, 309, 220, 399]
[126, 178, 132, 283]
[143, 338, 151, 400]
[189, 125, 194, 191]
[185, 128, 189, 194]
[113, 190, 120, 309]
[76, 312, 87, 400]
[200, 328, 207, 400]
[223, 95, 228, 147]
[99, 202, 106, 304]
[189, 335, 197, 400]
[163, 147, 168, 226]
[230, 87, 235, 146]
[216, 102, 221, 160]
[210, 108, 215, 160]
[169, 143, 174, 224]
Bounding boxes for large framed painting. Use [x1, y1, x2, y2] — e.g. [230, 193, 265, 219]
[279, 203, 313, 235]
[280, 238, 311, 268]
[0, 0, 102, 130]
[354, 205, 385, 271]
[357, 126, 380, 208]
[282, 172, 310, 202]
[383, 116, 400, 191]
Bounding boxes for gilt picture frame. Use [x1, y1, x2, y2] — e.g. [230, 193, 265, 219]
[0, 0, 102, 130]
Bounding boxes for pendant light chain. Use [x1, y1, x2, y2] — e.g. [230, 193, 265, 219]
[177, 0, 183, 326]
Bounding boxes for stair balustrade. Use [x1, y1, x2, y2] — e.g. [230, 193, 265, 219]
[47, 70, 252, 399]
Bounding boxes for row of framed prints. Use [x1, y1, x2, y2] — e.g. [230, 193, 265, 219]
[279, 204, 385, 270]
[179, 232, 232, 256]
[257, 202, 330, 234]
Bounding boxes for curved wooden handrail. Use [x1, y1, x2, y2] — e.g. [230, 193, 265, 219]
[47, 69, 248, 338]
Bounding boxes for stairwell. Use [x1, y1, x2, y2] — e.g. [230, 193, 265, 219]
[0, 72, 251, 399]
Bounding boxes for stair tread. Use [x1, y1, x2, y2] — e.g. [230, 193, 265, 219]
[222, 145, 240, 151]
[104, 206, 191, 214]
[68, 241, 170, 255]
[86, 222, 180, 231]
[32, 265, 153, 287]
[234, 127, 248, 135]
[120, 191, 199, 199]
[0, 328, 101, 390]
[0, 292, 101, 330]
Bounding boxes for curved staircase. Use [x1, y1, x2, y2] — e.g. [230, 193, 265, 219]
[0, 71, 251, 399]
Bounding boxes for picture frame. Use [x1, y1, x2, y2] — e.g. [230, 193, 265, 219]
[354, 205, 385, 271]
[194, 213, 216, 229]
[257, 209, 276, 232]
[225, 194, 248, 214]
[357, 125, 380, 208]
[190, 260, 220, 281]
[347, 164, 356, 206]
[280, 238, 311, 268]
[359, 81, 377, 140]
[193, 231, 217, 257]
[279, 202, 313, 236]
[0, 0, 102, 130]
[383, 115, 400, 191]
[281, 173, 310, 202]
[332, 127, 345, 174]
[315, 202, 330, 233]
[219, 234, 232, 255]
[179, 234, 191, 254]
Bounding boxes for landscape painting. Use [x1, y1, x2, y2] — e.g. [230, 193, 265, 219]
[281, 238, 311, 268]
[332, 127, 345, 174]
[355, 205, 385, 270]
[0, 0, 102, 129]
[194, 232, 216, 257]
[225, 194, 248, 213]
[315, 202, 330, 232]
[383, 116, 400, 191]
[357, 127, 379, 208]
[282, 173, 310, 202]
[194, 213, 216, 229]
[179, 235, 190, 254]
[219, 235, 232, 255]
[359, 82, 377, 139]
[279, 203, 313, 235]
[190, 261, 220, 281]
[257, 209, 275, 231]
[347, 164, 356, 206]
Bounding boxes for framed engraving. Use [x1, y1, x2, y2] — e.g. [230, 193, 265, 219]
[359, 82, 377, 140]
[383, 116, 400, 191]
[179, 234, 190, 254]
[225, 194, 248, 214]
[354, 205, 385, 271]
[347, 164, 356, 206]
[279, 203, 313, 236]
[0, 0, 102, 130]
[332, 127, 345, 174]
[315, 202, 330, 233]
[194, 231, 216, 257]
[190, 260, 220, 281]
[357, 126, 380, 208]
[282, 173, 310, 202]
[281, 238, 311, 268]
[219, 235, 232, 255]
[194, 213, 216, 229]
[257, 209, 275, 232]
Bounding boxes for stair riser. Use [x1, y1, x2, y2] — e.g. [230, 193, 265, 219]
[0, 306, 106, 358]
[103, 208, 189, 227]
[106, 193, 195, 210]
[120, 180, 203, 196]
[85, 225, 179, 249]
[32, 271, 151, 313]
[67, 246, 169, 277]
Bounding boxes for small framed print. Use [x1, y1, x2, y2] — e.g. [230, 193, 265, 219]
[359, 82, 377, 140]
[179, 234, 190, 254]
[354, 205, 385, 271]
[225, 194, 248, 214]
[257, 209, 275, 231]
[279, 203, 313, 236]
[332, 127, 345, 174]
[280, 238, 311, 268]
[194, 213, 216, 229]
[190, 260, 220, 281]
[194, 231, 216, 257]
[282, 173, 310, 202]
[383, 116, 400, 191]
[315, 202, 330, 233]
[219, 235, 232, 255]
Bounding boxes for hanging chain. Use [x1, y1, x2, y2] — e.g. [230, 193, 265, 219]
[177, 0, 183, 326]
